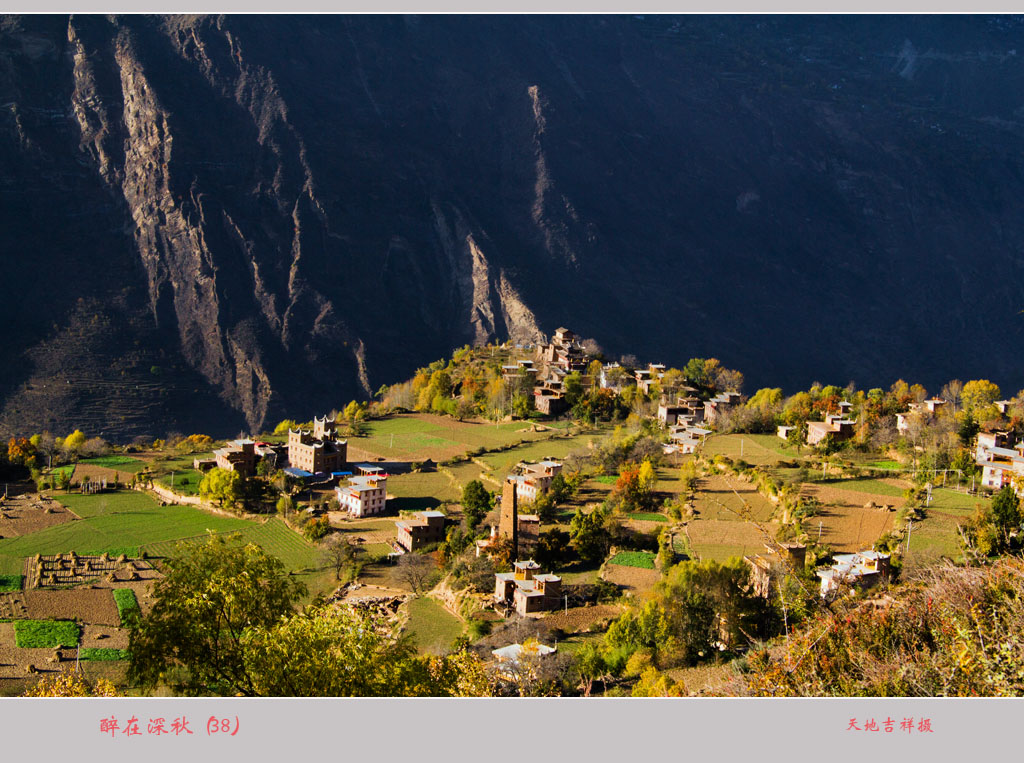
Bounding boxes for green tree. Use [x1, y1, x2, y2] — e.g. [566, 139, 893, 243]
[199, 468, 243, 509]
[563, 372, 584, 408]
[535, 528, 572, 569]
[956, 412, 980, 447]
[461, 480, 492, 530]
[276, 494, 294, 517]
[127, 535, 307, 696]
[573, 641, 608, 697]
[569, 507, 610, 565]
[991, 486, 1022, 539]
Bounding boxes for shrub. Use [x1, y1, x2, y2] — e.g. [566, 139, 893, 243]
[113, 588, 140, 624]
[303, 516, 331, 542]
[14, 620, 80, 648]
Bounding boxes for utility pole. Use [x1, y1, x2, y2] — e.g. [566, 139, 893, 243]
[817, 521, 823, 544]
[905, 519, 914, 554]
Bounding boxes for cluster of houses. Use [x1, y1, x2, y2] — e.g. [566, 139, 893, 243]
[745, 543, 892, 600]
[776, 400, 857, 446]
[975, 430, 1024, 492]
[196, 414, 394, 520]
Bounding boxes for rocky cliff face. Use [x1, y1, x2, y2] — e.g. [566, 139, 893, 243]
[1, 15, 1024, 438]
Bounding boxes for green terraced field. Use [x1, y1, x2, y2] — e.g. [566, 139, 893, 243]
[703, 434, 795, 466]
[78, 455, 147, 473]
[143, 518, 318, 571]
[402, 596, 463, 655]
[357, 414, 543, 461]
[607, 551, 656, 569]
[0, 492, 252, 561]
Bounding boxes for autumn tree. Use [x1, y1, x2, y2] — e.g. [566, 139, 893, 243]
[962, 379, 1002, 415]
[199, 467, 243, 509]
[127, 534, 307, 696]
[239, 605, 490, 696]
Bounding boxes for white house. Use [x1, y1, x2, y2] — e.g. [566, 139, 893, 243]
[336, 473, 388, 517]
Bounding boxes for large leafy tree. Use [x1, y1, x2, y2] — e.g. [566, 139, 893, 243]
[127, 534, 307, 696]
[240, 606, 491, 697]
[199, 467, 243, 508]
[461, 480, 492, 529]
[127, 535, 491, 697]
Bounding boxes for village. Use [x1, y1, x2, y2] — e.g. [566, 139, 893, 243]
[0, 325, 1016, 697]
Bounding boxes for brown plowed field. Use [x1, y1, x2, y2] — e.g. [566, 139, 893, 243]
[81, 624, 129, 650]
[0, 496, 75, 537]
[686, 519, 773, 562]
[602, 563, 661, 592]
[693, 474, 776, 522]
[800, 483, 899, 552]
[23, 589, 120, 626]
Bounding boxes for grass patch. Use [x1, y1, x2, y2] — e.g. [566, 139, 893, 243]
[607, 551, 656, 569]
[80, 648, 130, 661]
[50, 465, 75, 480]
[926, 488, 989, 516]
[0, 555, 22, 576]
[703, 434, 792, 466]
[113, 589, 140, 623]
[865, 460, 903, 470]
[402, 596, 463, 655]
[155, 469, 203, 496]
[816, 477, 907, 497]
[626, 512, 668, 523]
[0, 574, 22, 592]
[78, 455, 146, 473]
[14, 619, 80, 648]
[593, 475, 617, 485]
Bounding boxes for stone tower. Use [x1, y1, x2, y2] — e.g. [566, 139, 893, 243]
[498, 478, 519, 561]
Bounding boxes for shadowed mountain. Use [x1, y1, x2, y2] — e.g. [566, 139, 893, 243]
[1, 14, 1024, 438]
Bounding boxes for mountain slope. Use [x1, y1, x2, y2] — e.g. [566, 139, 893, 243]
[2, 15, 1024, 438]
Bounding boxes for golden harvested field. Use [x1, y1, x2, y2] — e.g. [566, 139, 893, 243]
[686, 519, 772, 562]
[801, 483, 899, 552]
[542, 604, 623, 634]
[331, 516, 399, 547]
[602, 563, 661, 592]
[667, 662, 739, 696]
[693, 474, 776, 522]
